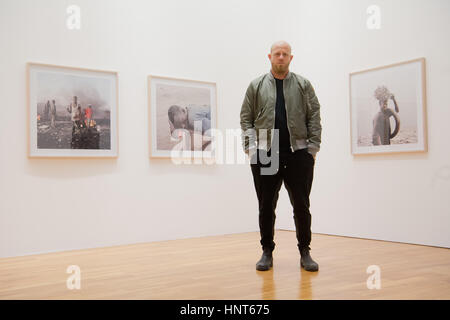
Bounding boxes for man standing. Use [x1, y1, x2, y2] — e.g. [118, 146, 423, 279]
[67, 96, 80, 130]
[240, 41, 322, 272]
[50, 99, 57, 128]
[67, 96, 83, 148]
[44, 100, 50, 121]
[85, 105, 94, 129]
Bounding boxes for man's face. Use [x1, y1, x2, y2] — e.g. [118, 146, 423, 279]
[269, 45, 293, 74]
[379, 99, 388, 110]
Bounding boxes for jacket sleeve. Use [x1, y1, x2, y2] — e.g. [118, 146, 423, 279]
[305, 80, 322, 156]
[240, 82, 257, 152]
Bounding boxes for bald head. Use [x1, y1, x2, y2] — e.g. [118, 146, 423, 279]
[268, 41, 293, 78]
[270, 40, 292, 54]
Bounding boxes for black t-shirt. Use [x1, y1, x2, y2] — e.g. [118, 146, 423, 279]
[274, 78, 292, 152]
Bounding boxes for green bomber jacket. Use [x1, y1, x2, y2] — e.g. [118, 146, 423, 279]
[240, 71, 322, 156]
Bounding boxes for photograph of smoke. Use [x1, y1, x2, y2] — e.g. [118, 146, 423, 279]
[28, 63, 118, 157]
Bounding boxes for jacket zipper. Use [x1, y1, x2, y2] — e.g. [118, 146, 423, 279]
[283, 76, 294, 152]
[272, 80, 276, 151]
[265, 77, 276, 152]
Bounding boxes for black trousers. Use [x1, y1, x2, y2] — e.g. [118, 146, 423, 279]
[250, 148, 315, 252]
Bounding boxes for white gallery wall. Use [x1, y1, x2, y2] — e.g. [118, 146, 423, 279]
[276, 0, 450, 248]
[0, 0, 448, 258]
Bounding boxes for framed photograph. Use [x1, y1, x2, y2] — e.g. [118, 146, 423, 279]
[28, 63, 118, 158]
[349, 58, 427, 155]
[148, 75, 217, 159]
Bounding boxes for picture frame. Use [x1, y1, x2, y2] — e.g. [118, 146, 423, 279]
[148, 75, 217, 160]
[349, 58, 427, 155]
[27, 63, 118, 158]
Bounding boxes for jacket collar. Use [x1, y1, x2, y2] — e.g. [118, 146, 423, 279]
[268, 70, 292, 81]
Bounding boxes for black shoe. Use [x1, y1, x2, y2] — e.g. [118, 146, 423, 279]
[300, 248, 319, 272]
[256, 249, 273, 271]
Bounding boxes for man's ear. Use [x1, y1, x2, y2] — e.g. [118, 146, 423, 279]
[268, 53, 272, 60]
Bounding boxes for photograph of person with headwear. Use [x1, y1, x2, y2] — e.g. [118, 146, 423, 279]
[349, 58, 427, 155]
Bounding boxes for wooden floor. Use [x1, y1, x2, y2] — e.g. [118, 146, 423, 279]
[0, 231, 449, 299]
